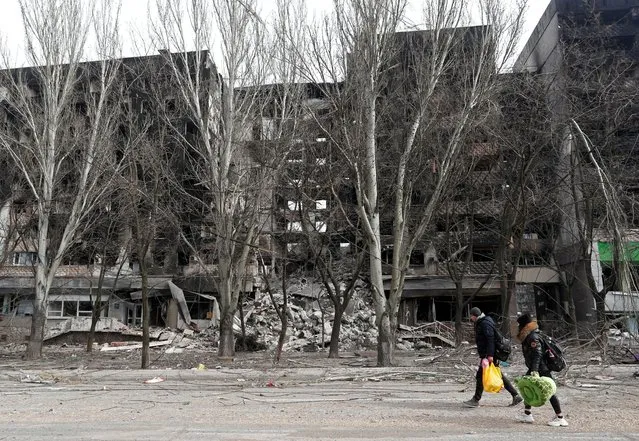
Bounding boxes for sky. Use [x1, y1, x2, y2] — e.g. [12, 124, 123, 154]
[0, 0, 551, 66]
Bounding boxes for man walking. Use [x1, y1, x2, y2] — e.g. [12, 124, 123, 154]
[463, 307, 522, 408]
[515, 313, 568, 426]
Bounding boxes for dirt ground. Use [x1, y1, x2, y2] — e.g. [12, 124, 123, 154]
[1, 334, 638, 371]
[1, 342, 639, 440]
[1, 339, 639, 440]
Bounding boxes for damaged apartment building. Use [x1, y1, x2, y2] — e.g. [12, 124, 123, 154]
[0, 51, 255, 342]
[515, 0, 639, 334]
[266, 7, 639, 335]
[252, 28, 563, 331]
[378, 29, 561, 330]
[395, 0, 639, 333]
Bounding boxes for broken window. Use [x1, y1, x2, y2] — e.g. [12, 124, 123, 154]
[78, 301, 93, 317]
[63, 301, 77, 317]
[315, 199, 327, 210]
[186, 294, 216, 320]
[128, 305, 142, 327]
[47, 301, 63, 317]
[286, 221, 302, 232]
[409, 250, 425, 266]
[315, 221, 327, 232]
[12, 252, 37, 266]
[381, 248, 393, 265]
[47, 300, 101, 318]
[287, 242, 302, 253]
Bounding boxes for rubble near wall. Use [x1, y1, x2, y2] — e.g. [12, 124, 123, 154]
[228, 286, 457, 353]
[3, 283, 459, 355]
[0, 316, 31, 343]
[240, 288, 380, 352]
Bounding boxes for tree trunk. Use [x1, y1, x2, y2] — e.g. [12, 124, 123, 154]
[455, 283, 464, 346]
[87, 264, 107, 352]
[87, 289, 100, 353]
[369, 233, 392, 366]
[219, 309, 235, 358]
[27, 257, 50, 359]
[27, 204, 52, 360]
[141, 268, 150, 369]
[328, 306, 344, 358]
[501, 263, 518, 335]
[26, 299, 46, 360]
[275, 310, 288, 364]
[238, 292, 247, 351]
[377, 312, 393, 367]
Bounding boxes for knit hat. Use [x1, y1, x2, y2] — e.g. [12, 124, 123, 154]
[517, 313, 532, 329]
[469, 307, 482, 317]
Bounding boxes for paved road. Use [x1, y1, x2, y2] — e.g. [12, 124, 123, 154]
[1, 367, 638, 440]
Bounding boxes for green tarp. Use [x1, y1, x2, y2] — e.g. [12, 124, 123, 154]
[598, 242, 639, 263]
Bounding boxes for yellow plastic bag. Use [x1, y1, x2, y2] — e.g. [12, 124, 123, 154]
[482, 362, 503, 393]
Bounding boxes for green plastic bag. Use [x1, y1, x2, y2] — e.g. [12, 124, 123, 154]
[482, 362, 503, 393]
[515, 375, 557, 407]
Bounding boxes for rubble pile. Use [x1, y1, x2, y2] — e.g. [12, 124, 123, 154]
[26, 281, 459, 356]
[236, 288, 380, 352]
[197, 284, 459, 353]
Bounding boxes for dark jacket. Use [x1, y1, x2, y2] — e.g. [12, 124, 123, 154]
[517, 321, 548, 374]
[474, 315, 495, 358]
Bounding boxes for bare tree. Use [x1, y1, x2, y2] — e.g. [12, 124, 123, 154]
[84, 216, 127, 353]
[300, 0, 527, 365]
[257, 250, 290, 363]
[150, 0, 286, 358]
[286, 119, 367, 357]
[0, 0, 123, 359]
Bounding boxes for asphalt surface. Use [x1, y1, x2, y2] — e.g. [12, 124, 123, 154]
[1, 365, 638, 440]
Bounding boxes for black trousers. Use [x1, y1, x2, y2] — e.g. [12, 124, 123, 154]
[474, 360, 518, 401]
[524, 370, 562, 415]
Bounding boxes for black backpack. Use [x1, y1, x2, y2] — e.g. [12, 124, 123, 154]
[491, 323, 512, 362]
[539, 332, 566, 372]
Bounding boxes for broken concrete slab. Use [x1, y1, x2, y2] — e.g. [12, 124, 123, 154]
[45, 317, 129, 341]
[99, 340, 172, 352]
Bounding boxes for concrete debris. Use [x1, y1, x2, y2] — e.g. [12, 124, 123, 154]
[593, 375, 615, 381]
[143, 377, 165, 384]
[100, 340, 172, 352]
[20, 373, 57, 384]
[45, 317, 129, 341]
[32, 281, 457, 357]
[158, 330, 178, 341]
[222, 288, 383, 353]
[190, 286, 457, 354]
[397, 322, 456, 348]
[577, 383, 599, 389]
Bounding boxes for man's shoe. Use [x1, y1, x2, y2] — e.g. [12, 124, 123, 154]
[547, 416, 569, 427]
[516, 414, 535, 424]
[462, 398, 479, 408]
[509, 395, 523, 406]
